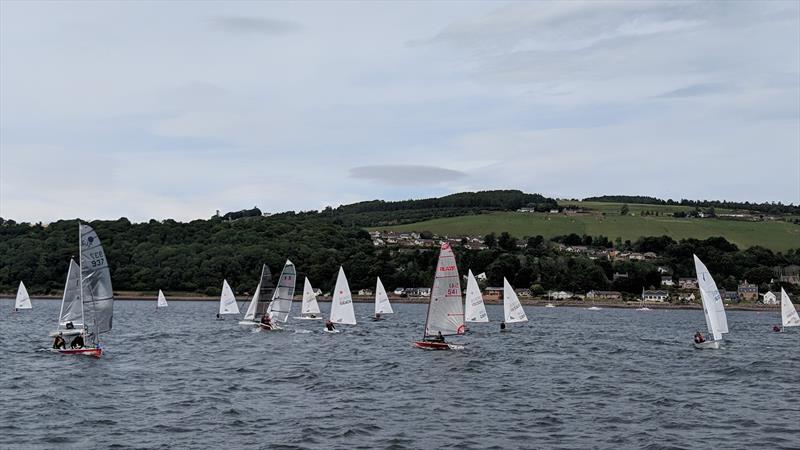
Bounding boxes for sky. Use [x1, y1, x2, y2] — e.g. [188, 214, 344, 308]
[1, 0, 798, 222]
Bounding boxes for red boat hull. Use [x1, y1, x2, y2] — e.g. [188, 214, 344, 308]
[413, 341, 452, 350]
[56, 348, 102, 358]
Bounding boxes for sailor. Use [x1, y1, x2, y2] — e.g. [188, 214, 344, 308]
[431, 331, 445, 343]
[260, 314, 272, 330]
[70, 333, 85, 349]
[500, 321, 506, 331]
[65, 321, 74, 329]
[216, 313, 221, 320]
[52, 333, 66, 350]
[325, 320, 336, 331]
[373, 313, 381, 321]
[773, 325, 782, 332]
[693, 331, 705, 344]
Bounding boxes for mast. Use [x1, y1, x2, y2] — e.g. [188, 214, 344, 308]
[56, 261, 71, 325]
[78, 224, 87, 337]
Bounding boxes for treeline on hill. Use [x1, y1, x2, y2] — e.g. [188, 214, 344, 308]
[1, 215, 798, 298]
[583, 195, 800, 215]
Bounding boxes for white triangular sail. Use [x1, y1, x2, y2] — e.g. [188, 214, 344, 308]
[80, 224, 114, 344]
[503, 278, 528, 323]
[58, 259, 83, 328]
[781, 288, 800, 327]
[423, 243, 464, 337]
[374, 277, 393, 315]
[14, 281, 31, 310]
[329, 267, 356, 325]
[465, 270, 488, 323]
[693, 255, 728, 340]
[157, 290, 168, 308]
[243, 283, 261, 320]
[301, 278, 321, 315]
[219, 279, 239, 315]
[267, 260, 296, 323]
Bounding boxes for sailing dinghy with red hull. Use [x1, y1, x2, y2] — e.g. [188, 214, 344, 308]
[413, 242, 465, 350]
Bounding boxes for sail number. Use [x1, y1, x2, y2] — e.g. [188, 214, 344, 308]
[439, 265, 456, 272]
[88, 250, 106, 267]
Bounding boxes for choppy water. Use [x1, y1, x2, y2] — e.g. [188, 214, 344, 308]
[1, 300, 798, 449]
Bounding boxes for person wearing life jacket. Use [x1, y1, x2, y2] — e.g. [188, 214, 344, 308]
[70, 333, 85, 349]
[431, 331, 445, 343]
[500, 321, 506, 331]
[260, 313, 272, 330]
[694, 331, 705, 344]
[325, 320, 336, 331]
[372, 313, 381, 321]
[52, 333, 66, 350]
[773, 325, 782, 332]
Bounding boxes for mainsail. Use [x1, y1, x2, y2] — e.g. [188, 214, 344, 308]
[157, 290, 168, 308]
[301, 278, 321, 315]
[374, 277, 393, 315]
[781, 288, 800, 327]
[80, 224, 114, 343]
[255, 265, 274, 317]
[330, 267, 356, 325]
[423, 242, 464, 337]
[58, 259, 83, 327]
[693, 255, 728, 340]
[243, 283, 261, 321]
[219, 279, 239, 315]
[503, 278, 528, 323]
[14, 281, 31, 310]
[465, 270, 488, 323]
[267, 260, 296, 323]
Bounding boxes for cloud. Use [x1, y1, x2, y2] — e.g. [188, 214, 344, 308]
[349, 165, 467, 186]
[209, 16, 300, 35]
[654, 83, 731, 98]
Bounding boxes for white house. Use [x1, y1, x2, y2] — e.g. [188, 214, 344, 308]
[661, 276, 675, 287]
[358, 289, 374, 296]
[642, 290, 669, 302]
[549, 291, 573, 300]
[762, 291, 779, 305]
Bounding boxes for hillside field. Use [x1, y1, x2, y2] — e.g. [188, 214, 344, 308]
[370, 210, 800, 252]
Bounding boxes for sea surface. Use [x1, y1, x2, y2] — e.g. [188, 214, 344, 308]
[1, 300, 798, 450]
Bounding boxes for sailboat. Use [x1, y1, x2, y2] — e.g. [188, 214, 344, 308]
[14, 281, 31, 311]
[693, 254, 729, 349]
[156, 289, 168, 309]
[238, 265, 275, 328]
[294, 278, 322, 320]
[264, 260, 297, 330]
[218, 279, 239, 320]
[413, 242, 465, 350]
[49, 224, 114, 358]
[637, 288, 651, 310]
[464, 269, 488, 323]
[372, 277, 393, 321]
[501, 278, 528, 330]
[326, 266, 356, 332]
[779, 288, 800, 331]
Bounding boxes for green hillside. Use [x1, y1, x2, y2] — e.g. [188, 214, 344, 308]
[371, 210, 800, 252]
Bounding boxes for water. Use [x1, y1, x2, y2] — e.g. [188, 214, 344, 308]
[1, 300, 798, 449]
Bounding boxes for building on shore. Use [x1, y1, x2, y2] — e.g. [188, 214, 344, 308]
[642, 290, 669, 302]
[586, 290, 622, 300]
[738, 280, 758, 302]
[762, 291, 778, 305]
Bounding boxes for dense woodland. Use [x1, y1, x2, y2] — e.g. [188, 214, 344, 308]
[583, 195, 800, 215]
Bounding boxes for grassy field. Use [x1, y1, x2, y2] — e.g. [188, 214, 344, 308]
[558, 200, 735, 215]
[370, 211, 800, 252]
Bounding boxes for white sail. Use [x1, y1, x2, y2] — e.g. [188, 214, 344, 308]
[693, 255, 727, 340]
[243, 282, 261, 320]
[80, 224, 114, 343]
[14, 281, 31, 310]
[374, 277, 393, 314]
[59, 259, 83, 327]
[301, 278, 321, 315]
[157, 289, 168, 308]
[266, 260, 296, 323]
[219, 279, 239, 315]
[503, 278, 528, 323]
[781, 288, 800, 327]
[465, 270, 488, 322]
[423, 243, 464, 337]
[330, 267, 356, 325]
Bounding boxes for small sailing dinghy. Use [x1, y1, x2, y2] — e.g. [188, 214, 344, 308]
[464, 270, 488, 323]
[156, 289, 168, 309]
[693, 254, 728, 349]
[263, 260, 297, 331]
[413, 243, 465, 350]
[372, 277, 393, 321]
[545, 303, 556, 308]
[778, 288, 800, 331]
[502, 278, 528, 331]
[325, 267, 356, 332]
[218, 279, 239, 320]
[294, 278, 322, 320]
[49, 224, 114, 358]
[14, 281, 31, 311]
[238, 264, 275, 328]
[587, 306, 602, 311]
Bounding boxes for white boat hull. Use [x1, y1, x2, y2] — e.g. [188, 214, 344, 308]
[293, 316, 323, 320]
[694, 340, 721, 349]
[324, 328, 341, 333]
[48, 329, 85, 337]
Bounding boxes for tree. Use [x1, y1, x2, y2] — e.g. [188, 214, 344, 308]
[498, 232, 517, 252]
[484, 233, 497, 249]
[620, 204, 630, 216]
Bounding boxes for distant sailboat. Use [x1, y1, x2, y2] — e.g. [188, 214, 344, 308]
[14, 281, 31, 311]
[295, 278, 322, 320]
[238, 265, 275, 328]
[413, 243, 464, 350]
[545, 303, 556, 308]
[326, 267, 356, 332]
[587, 306, 602, 311]
[779, 288, 800, 331]
[464, 270, 488, 323]
[218, 279, 239, 319]
[501, 278, 528, 330]
[693, 254, 728, 349]
[372, 277, 393, 321]
[265, 260, 297, 329]
[156, 289, 168, 308]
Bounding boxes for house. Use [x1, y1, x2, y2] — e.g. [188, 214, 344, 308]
[613, 272, 629, 281]
[642, 290, 669, 302]
[762, 291, 778, 305]
[393, 288, 405, 296]
[661, 276, 675, 287]
[358, 289, 373, 296]
[657, 266, 671, 275]
[679, 278, 698, 289]
[718, 289, 739, 303]
[418, 287, 431, 297]
[677, 292, 696, 302]
[586, 290, 622, 300]
[484, 287, 503, 301]
[515, 289, 532, 297]
[738, 280, 758, 302]
[549, 291, 573, 300]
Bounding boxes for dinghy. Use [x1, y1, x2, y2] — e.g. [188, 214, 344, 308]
[545, 303, 556, 308]
[294, 278, 322, 320]
[238, 265, 275, 328]
[464, 270, 488, 323]
[502, 278, 528, 331]
[218, 279, 239, 320]
[263, 260, 296, 330]
[413, 243, 465, 350]
[325, 267, 356, 332]
[14, 281, 31, 311]
[587, 306, 602, 311]
[779, 288, 800, 331]
[693, 254, 728, 349]
[636, 304, 651, 311]
[156, 289, 168, 309]
[372, 277, 393, 321]
[49, 224, 114, 358]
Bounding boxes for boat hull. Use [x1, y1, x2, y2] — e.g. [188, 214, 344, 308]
[52, 347, 102, 358]
[324, 328, 341, 333]
[693, 340, 721, 349]
[293, 316, 323, 320]
[48, 329, 85, 337]
[413, 341, 464, 351]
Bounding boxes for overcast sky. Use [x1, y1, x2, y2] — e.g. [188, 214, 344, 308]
[1, 1, 798, 222]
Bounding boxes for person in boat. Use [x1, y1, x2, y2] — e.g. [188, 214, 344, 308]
[773, 324, 782, 332]
[325, 320, 336, 331]
[373, 313, 381, 321]
[260, 314, 272, 329]
[429, 331, 445, 343]
[500, 321, 506, 331]
[693, 331, 705, 344]
[65, 321, 75, 330]
[52, 333, 66, 350]
[70, 333, 85, 349]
